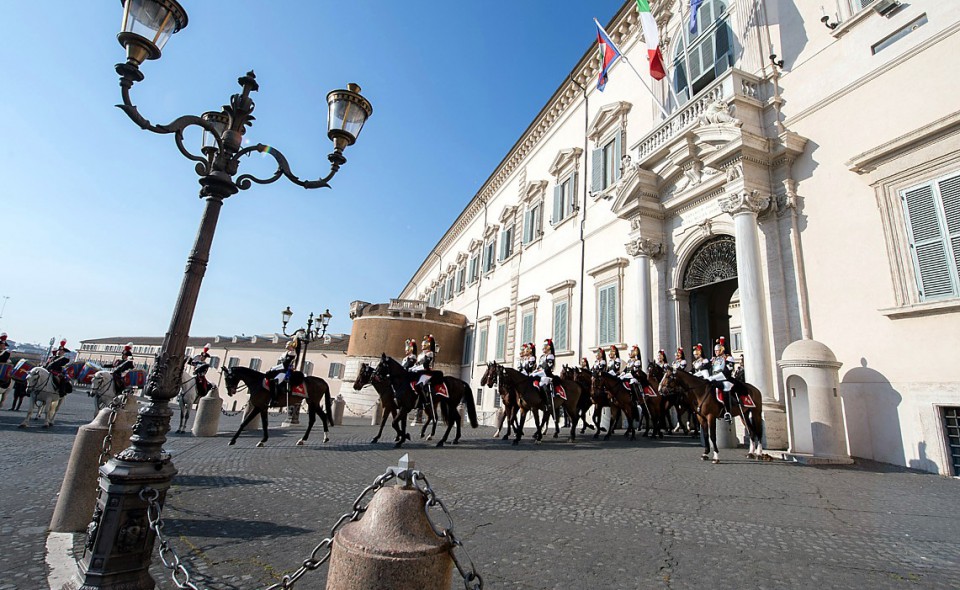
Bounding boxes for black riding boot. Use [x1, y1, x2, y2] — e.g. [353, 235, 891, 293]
[721, 387, 733, 423]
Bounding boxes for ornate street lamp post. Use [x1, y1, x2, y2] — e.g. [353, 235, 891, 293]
[79, 2, 371, 588]
[279, 307, 333, 424]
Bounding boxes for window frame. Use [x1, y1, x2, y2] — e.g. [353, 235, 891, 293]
[476, 323, 489, 365]
[495, 320, 507, 362]
[597, 281, 620, 347]
[248, 357, 262, 371]
[900, 172, 960, 302]
[671, 0, 733, 105]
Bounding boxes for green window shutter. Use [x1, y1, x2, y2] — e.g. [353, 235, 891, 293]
[552, 184, 562, 224]
[902, 184, 956, 300]
[609, 287, 619, 343]
[495, 322, 506, 360]
[938, 175, 960, 286]
[567, 173, 579, 216]
[522, 209, 532, 243]
[598, 287, 610, 344]
[591, 148, 604, 193]
[613, 133, 622, 182]
[521, 312, 534, 345]
[598, 285, 618, 344]
[477, 328, 488, 363]
[554, 301, 568, 351]
[462, 329, 473, 365]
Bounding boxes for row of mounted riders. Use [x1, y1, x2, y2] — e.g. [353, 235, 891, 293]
[349, 335, 765, 463]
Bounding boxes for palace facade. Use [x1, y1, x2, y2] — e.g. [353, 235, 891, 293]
[387, 0, 960, 474]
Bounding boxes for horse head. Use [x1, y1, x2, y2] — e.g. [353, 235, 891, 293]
[353, 363, 373, 390]
[480, 361, 498, 388]
[221, 366, 238, 397]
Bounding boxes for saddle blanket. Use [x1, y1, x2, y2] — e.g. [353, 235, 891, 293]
[65, 362, 82, 380]
[716, 391, 756, 408]
[12, 360, 33, 380]
[262, 379, 307, 397]
[410, 381, 449, 398]
[533, 381, 566, 400]
[0, 363, 12, 381]
[123, 369, 147, 388]
[77, 362, 100, 384]
[620, 381, 657, 397]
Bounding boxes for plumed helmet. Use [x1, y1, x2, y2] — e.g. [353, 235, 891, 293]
[542, 338, 553, 353]
[714, 337, 725, 354]
[125, 342, 133, 349]
[422, 335, 436, 352]
[629, 345, 640, 358]
[608, 345, 620, 358]
[285, 340, 296, 350]
[657, 349, 666, 360]
[0, 332, 6, 339]
[203, 343, 211, 351]
[595, 347, 604, 358]
[60, 339, 67, 346]
[529, 342, 537, 356]
[676, 347, 685, 359]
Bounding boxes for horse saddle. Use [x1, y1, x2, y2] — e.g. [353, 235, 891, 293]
[643, 386, 657, 398]
[410, 381, 449, 397]
[533, 381, 566, 400]
[715, 390, 755, 408]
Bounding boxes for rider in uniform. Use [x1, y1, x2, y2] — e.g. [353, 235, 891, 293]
[0, 332, 10, 365]
[655, 349, 670, 374]
[530, 338, 556, 398]
[400, 338, 418, 403]
[708, 337, 739, 423]
[266, 340, 298, 404]
[45, 339, 71, 395]
[518, 342, 537, 375]
[412, 335, 443, 401]
[189, 344, 214, 396]
[623, 345, 648, 401]
[592, 347, 607, 374]
[111, 342, 135, 394]
[606, 345, 622, 377]
[691, 344, 711, 378]
[672, 347, 688, 372]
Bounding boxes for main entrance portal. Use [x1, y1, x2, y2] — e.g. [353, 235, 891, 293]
[683, 236, 738, 353]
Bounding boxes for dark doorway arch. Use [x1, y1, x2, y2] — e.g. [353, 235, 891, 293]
[683, 236, 738, 352]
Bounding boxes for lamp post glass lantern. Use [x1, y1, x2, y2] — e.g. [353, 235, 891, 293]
[279, 307, 332, 425]
[79, 1, 370, 588]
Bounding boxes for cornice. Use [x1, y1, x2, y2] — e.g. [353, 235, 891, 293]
[587, 257, 630, 278]
[549, 147, 585, 177]
[546, 279, 577, 294]
[720, 190, 771, 216]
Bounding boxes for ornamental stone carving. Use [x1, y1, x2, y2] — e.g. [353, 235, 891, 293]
[719, 190, 770, 216]
[625, 237, 662, 258]
[697, 100, 742, 128]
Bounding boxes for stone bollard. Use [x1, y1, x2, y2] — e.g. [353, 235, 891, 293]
[192, 388, 223, 437]
[334, 395, 345, 426]
[326, 457, 453, 590]
[49, 394, 136, 533]
[715, 418, 738, 449]
[371, 400, 383, 426]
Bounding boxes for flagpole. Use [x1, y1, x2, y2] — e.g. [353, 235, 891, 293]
[619, 55, 670, 119]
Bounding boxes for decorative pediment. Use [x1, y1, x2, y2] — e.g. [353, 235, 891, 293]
[549, 148, 584, 177]
[468, 239, 482, 251]
[446, 263, 458, 275]
[498, 205, 518, 223]
[482, 223, 500, 239]
[521, 180, 549, 203]
[588, 101, 632, 142]
[455, 252, 468, 264]
[610, 165, 662, 221]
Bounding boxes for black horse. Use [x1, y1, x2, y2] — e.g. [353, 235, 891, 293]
[222, 366, 333, 447]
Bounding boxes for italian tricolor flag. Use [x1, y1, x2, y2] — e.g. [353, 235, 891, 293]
[636, 0, 666, 80]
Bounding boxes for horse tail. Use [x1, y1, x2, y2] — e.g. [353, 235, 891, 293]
[323, 380, 334, 427]
[463, 382, 479, 428]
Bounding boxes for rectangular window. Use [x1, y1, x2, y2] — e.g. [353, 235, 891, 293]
[446, 276, 456, 301]
[598, 283, 619, 345]
[328, 362, 344, 379]
[468, 254, 480, 283]
[731, 331, 742, 353]
[209, 356, 221, 369]
[521, 311, 535, 346]
[592, 133, 622, 193]
[901, 173, 960, 301]
[553, 300, 568, 352]
[500, 223, 515, 260]
[462, 328, 474, 365]
[304, 360, 314, 376]
[523, 202, 542, 244]
[456, 266, 466, 293]
[483, 240, 496, 273]
[249, 358, 262, 371]
[227, 356, 240, 368]
[495, 321, 507, 361]
[943, 406, 960, 476]
[476, 327, 488, 364]
[552, 174, 578, 224]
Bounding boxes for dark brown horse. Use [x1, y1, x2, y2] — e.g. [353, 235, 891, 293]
[590, 370, 638, 441]
[659, 368, 764, 463]
[481, 362, 582, 444]
[654, 364, 699, 436]
[353, 361, 414, 444]
[480, 362, 519, 440]
[223, 366, 333, 447]
[374, 354, 478, 448]
[560, 365, 599, 435]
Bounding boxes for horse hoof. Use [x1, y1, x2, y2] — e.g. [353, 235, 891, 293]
[712, 459, 720, 464]
[501, 434, 510, 441]
[553, 433, 559, 438]
[512, 440, 519, 446]
[371, 439, 380, 444]
[405, 433, 411, 441]
[701, 454, 709, 461]
[535, 440, 542, 446]
[426, 435, 433, 441]
[452, 440, 459, 445]
[436, 441, 444, 448]
[256, 442, 265, 448]
[17, 424, 25, 429]
[323, 435, 330, 443]
[296, 439, 305, 446]
[746, 453, 754, 459]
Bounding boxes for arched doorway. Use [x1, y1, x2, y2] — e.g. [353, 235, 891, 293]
[683, 236, 738, 351]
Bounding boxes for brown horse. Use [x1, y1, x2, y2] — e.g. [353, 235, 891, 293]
[223, 366, 333, 447]
[353, 362, 405, 443]
[480, 362, 519, 440]
[373, 354, 479, 448]
[659, 368, 764, 463]
[560, 366, 599, 435]
[653, 364, 699, 436]
[482, 362, 582, 443]
[590, 370, 638, 441]
[631, 365, 665, 439]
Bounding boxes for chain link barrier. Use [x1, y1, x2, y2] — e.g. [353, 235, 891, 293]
[344, 401, 379, 417]
[98, 390, 130, 466]
[140, 464, 482, 590]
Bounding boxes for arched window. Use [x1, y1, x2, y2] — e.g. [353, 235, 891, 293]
[672, 0, 734, 104]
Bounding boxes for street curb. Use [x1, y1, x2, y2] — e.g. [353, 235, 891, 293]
[45, 531, 79, 590]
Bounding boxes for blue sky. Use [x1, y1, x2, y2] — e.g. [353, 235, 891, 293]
[0, 0, 623, 346]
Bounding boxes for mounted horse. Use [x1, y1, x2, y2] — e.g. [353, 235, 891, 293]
[634, 363, 665, 439]
[352, 362, 403, 443]
[0, 362, 15, 409]
[481, 361, 581, 444]
[590, 370, 638, 441]
[659, 368, 764, 463]
[19, 367, 67, 428]
[176, 368, 217, 433]
[88, 370, 117, 419]
[222, 365, 333, 447]
[371, 354, 478, 448]
[560, 365, 600, 435]
[652, 364, 699, 436]
[480, 362, 518, 440]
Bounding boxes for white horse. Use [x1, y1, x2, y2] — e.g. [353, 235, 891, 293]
[20, 367, 64, 428]
[88, 370, 118, 419]
[176, 370, 217, 433]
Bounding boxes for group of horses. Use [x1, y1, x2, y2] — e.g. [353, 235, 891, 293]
[478, 360, 766, 463]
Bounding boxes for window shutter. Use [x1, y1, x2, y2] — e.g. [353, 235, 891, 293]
[939, 175, 960, 279]
[613, 134, 622, 182]
[591, 148, 604, 193]
[598, 288, 609, 344]
[554, 302, 568, 351]
[569, 173, 579, 216]
[523, 209, 532, 243]
[521, 313, 534, 345]
[609, 287, 619, 343]
[496, 323, 506, 360]
[903, 184, 955, 299]
[552, 184, 562, 223]
[477, 329, 488, 363]
[462, 329, 473, 365]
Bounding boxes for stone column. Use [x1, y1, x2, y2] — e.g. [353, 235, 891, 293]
[626, 238, 662, 366]
[720, 191, 787, 449]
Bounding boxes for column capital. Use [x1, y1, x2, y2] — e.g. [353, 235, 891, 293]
[720, 190, 770, 217]
[625, 237, 662, 259]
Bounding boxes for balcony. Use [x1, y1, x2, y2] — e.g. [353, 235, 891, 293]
[388, 298, 427, 317]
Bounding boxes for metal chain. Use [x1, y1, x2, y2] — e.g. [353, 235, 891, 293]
[98, 391, 129, 466]
[142, 487, 204, 590]
[344, 401, 378, 417]
[412, 471, 483, 590]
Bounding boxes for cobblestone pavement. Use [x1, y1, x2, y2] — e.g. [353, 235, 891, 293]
[2, 393, 959, 589]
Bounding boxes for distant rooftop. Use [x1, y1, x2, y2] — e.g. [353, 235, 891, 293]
[80, 334, 350, 352]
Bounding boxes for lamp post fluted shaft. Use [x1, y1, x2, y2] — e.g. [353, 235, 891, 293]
[79, 3, 370, 587]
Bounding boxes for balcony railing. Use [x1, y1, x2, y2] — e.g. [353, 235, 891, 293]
[388, 298, 427, 315]
[632, 69, 762, 162]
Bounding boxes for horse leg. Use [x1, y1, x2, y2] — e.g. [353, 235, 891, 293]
[604, 407, 617, 441]
[256, 408, 269, 448]
[371, 404, 391, 444]
[19, 394, 36, 427]
[230, 406, 260, 445]
[452, 403, 462, 444]
[298, 405, 316, 446]
[532, 409, 543, 444]
[513, 408, 526, 446]
[437, 404, 456, 448]
[592, 405, 602, 439]
[710, 418, 720, 463]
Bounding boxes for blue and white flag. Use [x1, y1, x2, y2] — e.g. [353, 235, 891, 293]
[689, 0, 705, 35]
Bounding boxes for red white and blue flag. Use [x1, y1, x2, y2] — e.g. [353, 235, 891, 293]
[594, 19, 622, 92]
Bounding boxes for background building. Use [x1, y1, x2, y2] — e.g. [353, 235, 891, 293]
[392, 0, 960, 475]
[78, 334, 350, 411]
